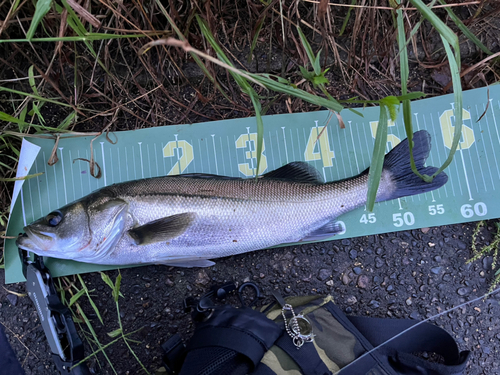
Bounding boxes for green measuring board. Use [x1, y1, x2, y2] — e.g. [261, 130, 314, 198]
[5, 85, 500, 283]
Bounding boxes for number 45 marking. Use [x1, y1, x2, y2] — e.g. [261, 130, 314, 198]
[360, 213, 376, 224]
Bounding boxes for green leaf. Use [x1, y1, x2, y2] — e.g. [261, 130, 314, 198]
[379, 96, 399, 121]
[107, 328, 123, 338]
[58, 111, 77, 130]
[297, 27, 317, 73]
[366, 105, 389, 211]
[26, 0, 53, 41]
[437, 0, 492, 55]
[113, 274, 122, 302]
[28, 65, 39, 95]
[69, 288, 86, 307]
[100, 272, 115, 290]
[312, 74, 329, 87]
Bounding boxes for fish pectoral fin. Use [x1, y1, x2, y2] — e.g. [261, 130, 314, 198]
[160, 259, 215, 268]
[263, 162, 323, 184]
[128, 212, 195, 245]
[301, 221, 344, 242]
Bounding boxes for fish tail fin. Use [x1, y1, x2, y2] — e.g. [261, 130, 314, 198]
[377, 130, 448, 202]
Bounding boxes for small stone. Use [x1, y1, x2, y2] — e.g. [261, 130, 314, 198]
[375, 257, 384, 268]
[345, 307, 352, 314]
[456, 240, 467, 250]
[284, 286, 291, 293]
[483, 346, 491, 354]
[165, 278, 174, 286]
[483, 257, 493, 270]
[317, 268, 331, 281]
[349, 250, 358, 260]
[259, 273, 265, 279]
[405, 297, 412, 306]
[421, 227, 430, 233]
[353, 267, 362, 275]
[368, 300, 380, 308]
[6, 294, 18, 306]
[342, 239, 351, 246]
[376, 248, 383, 255]
[326, 280, 334, 287]
[342, 273, 351, 285]
[457, 287, 471, 296]
[410, 311, 419, 319]
[386, 285, 394, 293]
[467, 316, 474, 324]
[434, 255, 442, 262]
[357, 275, 369, 289]
[442, 274, 452, 282]
[431, 266, 442, 275]
[346, 296, 357, 305]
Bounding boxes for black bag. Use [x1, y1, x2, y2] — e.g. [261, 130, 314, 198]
[160, 284, 470, 375]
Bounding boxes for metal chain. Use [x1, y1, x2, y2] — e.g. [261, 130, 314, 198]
[281, 303, 314, 349]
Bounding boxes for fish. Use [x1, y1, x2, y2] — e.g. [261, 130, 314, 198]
[16, 130, 447, 267]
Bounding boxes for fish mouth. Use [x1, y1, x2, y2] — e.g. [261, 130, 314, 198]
[16, 227, 52, 252]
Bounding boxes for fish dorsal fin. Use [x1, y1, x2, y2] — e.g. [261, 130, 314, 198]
[301, 220, 344, 242]
[263, 162, 323, 183]
[129, 212, 195, 245]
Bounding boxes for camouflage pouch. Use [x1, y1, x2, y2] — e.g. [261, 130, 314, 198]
[253, 294, 470, 375]
[161, 287, 469, 375]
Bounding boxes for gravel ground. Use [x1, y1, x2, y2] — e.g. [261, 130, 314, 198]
[1, 221, 499, 374]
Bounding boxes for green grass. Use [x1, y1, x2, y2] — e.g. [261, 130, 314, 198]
[468, 221, 500, 292]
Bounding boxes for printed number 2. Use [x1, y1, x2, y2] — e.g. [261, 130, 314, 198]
[163, 140, 194, 175]
[393, 212, 415, 227]
[360, 213, 376, 224]
[428, 204, 445, 215]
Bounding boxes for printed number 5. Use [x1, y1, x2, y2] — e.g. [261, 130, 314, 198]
[428, 204, 444, 215]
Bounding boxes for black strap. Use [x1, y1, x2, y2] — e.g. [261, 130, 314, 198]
[187, 325, 272, 367]
[347, 316, 464, 365]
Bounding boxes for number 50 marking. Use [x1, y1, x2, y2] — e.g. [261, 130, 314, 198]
[393, 212, 415, 227]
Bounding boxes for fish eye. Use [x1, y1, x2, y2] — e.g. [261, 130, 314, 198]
[46, 210, 63, 226]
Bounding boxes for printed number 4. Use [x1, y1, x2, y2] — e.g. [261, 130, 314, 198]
[360, 213, 376, 224]
[428, 204, 445, 215]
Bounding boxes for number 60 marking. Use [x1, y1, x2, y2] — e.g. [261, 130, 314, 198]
[461, 202, 487, 219]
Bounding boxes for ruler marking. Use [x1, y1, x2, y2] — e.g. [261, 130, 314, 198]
[69, 150, 76, 201]
[268, 131, 275, 171]
[100, 142, 107, 186]
[472, 106, 488, 191]
[275, 130, 283, 166]
[211, 135, 219, 175]
[227, 136, 234, 176]
[483, 103, 500, 177]
[28, 176, 35, 221]
[154, 144, 159, 177]
[147, 144, 152, 178]
[219, 137, 227, 176]
[281, 127, 289, 163]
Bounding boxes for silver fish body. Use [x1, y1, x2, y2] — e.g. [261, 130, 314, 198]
[17, 131, 448, 267]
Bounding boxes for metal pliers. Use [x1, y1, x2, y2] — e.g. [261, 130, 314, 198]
[18, 246, 90, 374]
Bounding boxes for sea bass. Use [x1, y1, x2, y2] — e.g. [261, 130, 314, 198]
[17, 130, 447, 267]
